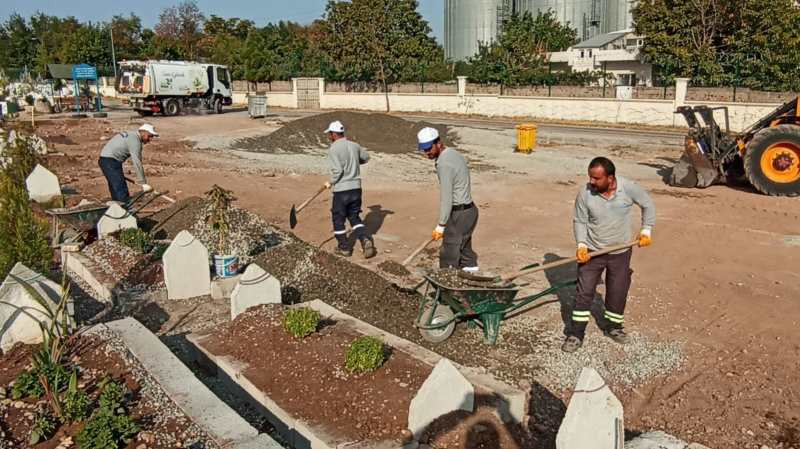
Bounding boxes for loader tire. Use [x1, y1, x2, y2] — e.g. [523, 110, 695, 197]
[745, 125, 800, 196]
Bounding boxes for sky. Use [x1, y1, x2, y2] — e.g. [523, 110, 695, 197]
[1, 0, 445, 43]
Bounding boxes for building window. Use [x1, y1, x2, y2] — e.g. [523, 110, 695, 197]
[580, 50, 584, 58]
[589, 50, 592, 57]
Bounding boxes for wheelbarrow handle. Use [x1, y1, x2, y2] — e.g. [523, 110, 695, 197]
[501, 240, 639, 283]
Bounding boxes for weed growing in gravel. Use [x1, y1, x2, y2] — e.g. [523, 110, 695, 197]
[345, 336, 386, 374]
[204, 185, 236, 255]
[283, 307, 321, 339]
[77, 380, 139, 449]
[61, 371, 89, 423]
[29, 411, 56, 445]
[117, 228, 154, 254]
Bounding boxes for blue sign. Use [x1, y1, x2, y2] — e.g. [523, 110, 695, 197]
[71, 64, 97, 80]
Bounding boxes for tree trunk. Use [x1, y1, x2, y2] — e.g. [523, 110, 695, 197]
[379, 59, 390, 112]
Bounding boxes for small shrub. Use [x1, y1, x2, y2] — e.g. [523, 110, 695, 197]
[76, 408, 139, 449]
[11, 359, 69, 400]
[117, 228, 153, 254]
[345, 336, 386, 374]
[98, 380, 125, 412]
[61, 371, 89, 423]
[11, 370, 44, 399]
[282, 308, 321, 339]
[24, 94, 35, 106]
[152, 243, 168, 259]
[29, 411, 56, 445]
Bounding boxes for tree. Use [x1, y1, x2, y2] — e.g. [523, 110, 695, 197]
[110, 14, 145, 61]
[154, 0, 205, 60]
[468, 10, 577, 86]
[1, 14, 37, 72]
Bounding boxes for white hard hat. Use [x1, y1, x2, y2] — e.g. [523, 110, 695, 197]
[324, 120, 345, 134]
[417, 127, 439, 151]
[138, 123, 159, 136]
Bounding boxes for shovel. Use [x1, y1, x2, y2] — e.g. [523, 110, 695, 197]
[124, 176, 177, 203]
[290, 184, 328, 229]
[402, 237, 435, 266]
[460, 240, 639, 284]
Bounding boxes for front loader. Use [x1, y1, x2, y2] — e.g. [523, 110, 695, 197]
[671, 97, 800, 196]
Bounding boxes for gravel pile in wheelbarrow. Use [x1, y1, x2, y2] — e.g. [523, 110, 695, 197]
[233, 111, 455, 155]
[252, 237, 685, 393]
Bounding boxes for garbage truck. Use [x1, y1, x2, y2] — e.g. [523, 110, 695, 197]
[118, 60, 233, 116]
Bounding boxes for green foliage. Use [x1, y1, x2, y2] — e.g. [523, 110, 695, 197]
[11, 370, 44, 399]
[152, 243, 168, 260]
[77, 380, 139, 449]
[344, 336, 386, 374]
[204, 185, 235, 254]
[633, 0, 800, 90]
[62, 371, 89, 423]
[469, 10, 578, 86]
[29, 411, 57, 445]
[117, 228, 153, 254]
[282, 307, 321, 339]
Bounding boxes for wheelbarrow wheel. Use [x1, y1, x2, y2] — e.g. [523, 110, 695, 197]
[418, 305, 456, 344]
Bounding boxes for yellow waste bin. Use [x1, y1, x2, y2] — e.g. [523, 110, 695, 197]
[516, 123, 537, 153]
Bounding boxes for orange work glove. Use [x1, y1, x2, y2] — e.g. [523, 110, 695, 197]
[576, 245, 590, 264]
[638, 229, 652, 247]
[432, 225, 445, 241]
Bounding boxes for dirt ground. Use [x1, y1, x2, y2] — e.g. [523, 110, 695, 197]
[25, 109, 800, 449]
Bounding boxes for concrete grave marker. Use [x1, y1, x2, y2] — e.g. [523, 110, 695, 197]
[96, 202, 137, 237]
[25, 164, 61, 203]
[163, 230, 211, 300]
[0, 263, 72, 352]
[230, 264, 281, 319]
[556, 367, 624, 449]
[408, 358, 474, 440]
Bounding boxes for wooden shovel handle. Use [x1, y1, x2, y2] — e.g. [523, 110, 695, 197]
[402, 237, 435, 266]
[296, 184, 328, 213]
[501, 240, 639, 283]
[124, 176, 175, 203]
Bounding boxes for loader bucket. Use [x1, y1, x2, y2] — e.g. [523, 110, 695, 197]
[669, 136, 721, 188]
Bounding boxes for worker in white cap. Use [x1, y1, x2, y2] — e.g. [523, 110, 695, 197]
[323, 120, 377, 258]
[98, 123, 158, 204]
[417, 127, 479, 271]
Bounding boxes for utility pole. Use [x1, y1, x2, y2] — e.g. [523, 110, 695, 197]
[110, 26, 118, 80]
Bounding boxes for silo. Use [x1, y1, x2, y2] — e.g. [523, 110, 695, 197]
[444, 0, 503, 61]
[605, 0, 634, 32]
[515, 0, 607, 41]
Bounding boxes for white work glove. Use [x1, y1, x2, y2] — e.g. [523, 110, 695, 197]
[141, 184, 153, 193]
[324, 181, 332, 189]
[432, 225, 445, 241]
[638, 228, 652, 247]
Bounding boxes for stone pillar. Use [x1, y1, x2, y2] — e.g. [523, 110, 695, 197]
[457, 76, 468, 96]
[318, 77, 326, 109]
[291, 78, 299, 109]
[673, 78, 691, 127]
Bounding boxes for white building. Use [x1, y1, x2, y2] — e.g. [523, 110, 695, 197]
[549, 30, 652, 87]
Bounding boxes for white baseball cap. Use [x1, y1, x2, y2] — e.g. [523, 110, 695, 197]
[417, 127, 439, 151]
[138, 124, 159, 136]
[324, 120, 345, 134]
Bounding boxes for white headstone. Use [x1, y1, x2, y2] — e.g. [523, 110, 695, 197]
[556, 367, 624, 449]
[0, 263, 72, 352]
[163, 230, 211, 300]
[625, 431, 689, 449]
[230, 264, 281, 319]
[96, 203, 137, 237]
[408, 359, 474, 440]
[25, 164, 61, 203]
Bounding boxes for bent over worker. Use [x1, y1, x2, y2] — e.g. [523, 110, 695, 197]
[562, 156, 655, 353]
[324, 120, 377, 259]
[417, 127, 479, 271]
[98, 124, 157, 204]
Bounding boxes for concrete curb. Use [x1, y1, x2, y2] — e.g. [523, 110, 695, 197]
[63, 251, 115, 303]
[87, 318, 281, 449]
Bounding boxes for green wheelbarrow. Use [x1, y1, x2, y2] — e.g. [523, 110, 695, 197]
[415, 273, 577, 345]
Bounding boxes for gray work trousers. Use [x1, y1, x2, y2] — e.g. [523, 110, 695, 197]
[440, 205, 479, 269]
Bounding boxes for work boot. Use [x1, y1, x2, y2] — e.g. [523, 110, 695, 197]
[334, 247, 352, 257]
[604, 327, 630, 345]
[360, 238, 377, 259]
[561, 335, 583, 353]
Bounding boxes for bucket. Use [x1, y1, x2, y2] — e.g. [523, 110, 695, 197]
[213, 255, 240, 278]
[515, 123, 537, 153]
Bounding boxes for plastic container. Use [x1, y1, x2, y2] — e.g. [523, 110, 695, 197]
[515, 123, 537, 153]
[213, 254, 240, 278]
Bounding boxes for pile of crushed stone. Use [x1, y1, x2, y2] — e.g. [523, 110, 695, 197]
[233, 111, 454, 155]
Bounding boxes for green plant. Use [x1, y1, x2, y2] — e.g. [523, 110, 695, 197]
[282, 307, 321, 339]
[25, 94, 35, 106]
[29, 411, 57, 445]
[204, 185, 236, 254]
[151, 243, 168, 259]
[117, 228, 153, 254]
[61, 371, 89, 423]
[345, 336, 386, 374]
[98, 380, 125, 412]
[76, 408, 139, 449]
[11, 370, 44, 399]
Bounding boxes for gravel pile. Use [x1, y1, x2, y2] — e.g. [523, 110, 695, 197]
[189, 204, 286, 263]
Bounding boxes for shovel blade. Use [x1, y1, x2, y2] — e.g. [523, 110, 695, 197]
[289, 205, 298, 229]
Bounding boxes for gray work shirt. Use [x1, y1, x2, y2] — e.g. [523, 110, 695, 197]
[100, 131, 146, 184]
[573, 176, 656, 251]
[328, 138, 369, 193]
[436, 148, 473, 225]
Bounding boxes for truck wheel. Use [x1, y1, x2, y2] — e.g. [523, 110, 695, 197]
[213, 98, 223, 114]
[164, 99, 181, 117]
[744, 124, 800, 196]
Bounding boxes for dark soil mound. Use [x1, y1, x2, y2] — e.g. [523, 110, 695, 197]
[234, 111, 454, 155]
[377, 260, 411, 277]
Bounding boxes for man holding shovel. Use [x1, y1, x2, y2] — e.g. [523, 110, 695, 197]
[98, 124, 157, 204]
[562, 156, 655, 353]
[324, 120, 377, 259]
[417, 127, 479, 271]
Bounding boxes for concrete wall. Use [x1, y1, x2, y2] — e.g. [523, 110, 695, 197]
[232, 91, 296, 108]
